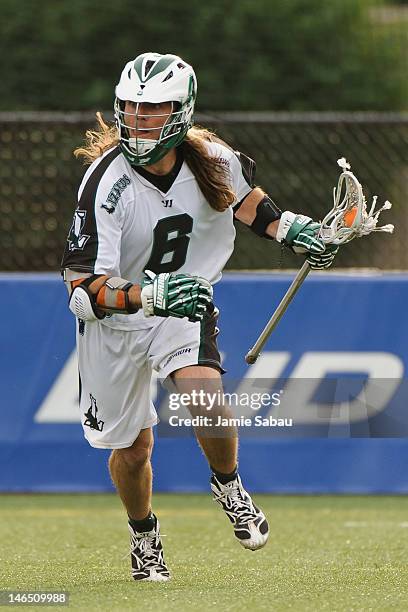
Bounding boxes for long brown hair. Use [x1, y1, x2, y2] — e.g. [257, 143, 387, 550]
[74, 113, 235, 212]
[74, 112, 119, 163]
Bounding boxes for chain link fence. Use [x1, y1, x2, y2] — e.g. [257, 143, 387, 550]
[0, 112, 407, 271]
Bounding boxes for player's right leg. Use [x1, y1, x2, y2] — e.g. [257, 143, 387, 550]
[76, 319, 169, 581]
[109, 428, 153, 521]
[109, 429, 170, 581]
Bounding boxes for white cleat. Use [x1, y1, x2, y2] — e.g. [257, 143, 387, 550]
[211, 474, 269, 550]
[128, 515, 170, 582]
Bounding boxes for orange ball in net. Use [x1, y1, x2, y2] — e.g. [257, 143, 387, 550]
[344, 206, 357, 228]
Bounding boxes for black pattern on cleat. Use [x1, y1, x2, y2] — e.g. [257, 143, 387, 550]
[128, 515, 170, 582]
[211, 474, 269, 550]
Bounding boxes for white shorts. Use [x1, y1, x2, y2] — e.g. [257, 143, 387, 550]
[76, 305, 222, 449]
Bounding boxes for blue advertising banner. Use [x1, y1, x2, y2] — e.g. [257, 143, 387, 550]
[1, 272, 407, 492]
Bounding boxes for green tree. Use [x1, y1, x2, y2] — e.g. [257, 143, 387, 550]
[0, 0, 406, 111]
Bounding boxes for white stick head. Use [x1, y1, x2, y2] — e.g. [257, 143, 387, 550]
[319, 158, 394, 245]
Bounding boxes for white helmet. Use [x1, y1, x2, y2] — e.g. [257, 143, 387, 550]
[114, 52, 197, 166]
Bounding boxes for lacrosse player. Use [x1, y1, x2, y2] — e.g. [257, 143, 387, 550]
[61, 52, 337, 582]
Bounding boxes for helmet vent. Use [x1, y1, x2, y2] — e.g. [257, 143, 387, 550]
[177, 62, 186, 70]
[162, 71, 173, 82]
[144, 60, 156, 78]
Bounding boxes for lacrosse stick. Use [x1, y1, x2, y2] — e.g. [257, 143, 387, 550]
[245, 157, 394, 365]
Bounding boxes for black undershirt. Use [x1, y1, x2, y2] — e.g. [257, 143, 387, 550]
[134, 147, 184, 193]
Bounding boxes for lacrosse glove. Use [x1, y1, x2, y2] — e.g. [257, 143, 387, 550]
[140, 270, 213, 322]
[306, 244, 338, 269]
[276, 211, 337, 269]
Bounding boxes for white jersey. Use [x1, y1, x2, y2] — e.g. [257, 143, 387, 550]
[62, 141, 252, 330]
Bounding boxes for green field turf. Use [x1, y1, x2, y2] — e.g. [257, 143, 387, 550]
[1, 494, 408, 611]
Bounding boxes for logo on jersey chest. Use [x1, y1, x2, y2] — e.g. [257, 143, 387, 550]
[101, 174, 131, 214]
[162, 199, 173, 208]
[67, 210, 90, 251]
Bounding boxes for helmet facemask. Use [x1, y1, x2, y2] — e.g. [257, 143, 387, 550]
[114, 53, 197, 166]
[114, 98, 193, 166]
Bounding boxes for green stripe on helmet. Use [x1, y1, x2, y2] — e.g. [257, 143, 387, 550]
[146, 56, 176, 80]
[133, 56, 145, 81]
[133, 54, 176, 83]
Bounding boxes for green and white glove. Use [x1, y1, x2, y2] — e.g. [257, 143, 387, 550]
[307, 244, 338, 269]
[276, 211, 337, 269]
[276, 212, 325, 254]
[140, 270, 213, 322]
